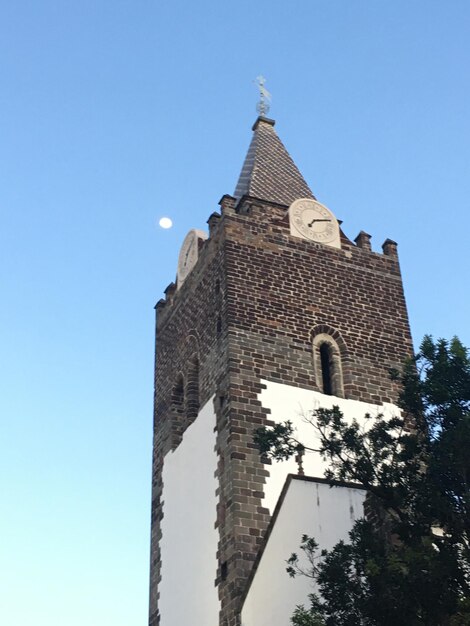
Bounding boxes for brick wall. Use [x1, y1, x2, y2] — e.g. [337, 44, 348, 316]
[149, 192, 413, 626]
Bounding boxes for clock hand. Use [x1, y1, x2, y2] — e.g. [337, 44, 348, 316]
[308, 218, 331, 227]
[184, 241, 194, 262]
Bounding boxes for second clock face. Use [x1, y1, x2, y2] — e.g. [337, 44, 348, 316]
[177, 229, 208, 288]
[289, 198, 341, 248]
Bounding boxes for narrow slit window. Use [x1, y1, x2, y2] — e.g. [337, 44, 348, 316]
[320, 343, 333, 395]
[172, 375, 185, 413]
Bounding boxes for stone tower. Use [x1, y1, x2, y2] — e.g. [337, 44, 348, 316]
[148, 115, 413, 626]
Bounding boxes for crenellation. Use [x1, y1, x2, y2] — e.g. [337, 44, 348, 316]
[354, 230, 372, 251]
[155, 298, 166, 312]
[219, 194, 236, 215]
[163, 282, 176, 302]
[207, 211, 222, 236]
[382, 237, 399, 257]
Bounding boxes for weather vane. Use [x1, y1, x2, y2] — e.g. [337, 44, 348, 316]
[255, 75, 271, 117]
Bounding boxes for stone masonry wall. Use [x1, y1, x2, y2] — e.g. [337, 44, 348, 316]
[149, 193, 413, 626]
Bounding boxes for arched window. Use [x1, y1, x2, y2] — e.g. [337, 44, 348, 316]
[312, 329, 346, 398]
[319, 343, 333, 395]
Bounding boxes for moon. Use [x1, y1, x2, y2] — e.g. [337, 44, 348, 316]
[159, 217, 173, 229]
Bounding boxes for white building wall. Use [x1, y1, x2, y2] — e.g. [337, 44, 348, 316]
[259, 380, 400, 513]
[241, 478, 366, 626]
[158, 398, 219, 626]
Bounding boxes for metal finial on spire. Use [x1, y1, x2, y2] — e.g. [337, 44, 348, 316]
[255, 75, 271, 117]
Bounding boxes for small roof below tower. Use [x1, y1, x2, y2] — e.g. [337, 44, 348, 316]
[234, 116, 315, 206]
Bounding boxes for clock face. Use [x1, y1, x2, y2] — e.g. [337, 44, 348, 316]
[177, 229, 208, 288]
[289, 198, 341, 248]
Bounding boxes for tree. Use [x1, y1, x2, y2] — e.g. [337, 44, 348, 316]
[255, 336, 470, 626]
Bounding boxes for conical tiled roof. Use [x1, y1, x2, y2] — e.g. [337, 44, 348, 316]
[234, 117, 315, 205]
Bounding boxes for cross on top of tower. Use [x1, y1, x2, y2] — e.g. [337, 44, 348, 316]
[255, 75, 271, 117]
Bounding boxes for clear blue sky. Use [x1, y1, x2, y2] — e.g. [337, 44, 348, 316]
[1, 2, 469, 625]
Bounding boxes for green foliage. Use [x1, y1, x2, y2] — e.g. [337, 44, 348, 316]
[253, 420, 304, 461]
[254, 336, 470, 626]
[291, 604, 326, 626]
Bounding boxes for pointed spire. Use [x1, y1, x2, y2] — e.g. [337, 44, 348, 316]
[234, 116, 315, 206]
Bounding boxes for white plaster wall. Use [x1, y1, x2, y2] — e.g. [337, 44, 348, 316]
[158, 398, 219, 626]
[259, 380, 400, 514]
[241, 478, 366, 626]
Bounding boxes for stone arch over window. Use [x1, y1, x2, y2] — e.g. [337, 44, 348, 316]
[186, 353, 200, 421]
[311, 325, 347, 398]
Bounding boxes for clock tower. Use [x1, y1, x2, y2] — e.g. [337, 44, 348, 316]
[149, 114, 413, 626]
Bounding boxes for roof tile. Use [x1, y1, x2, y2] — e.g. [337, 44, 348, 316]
[234, 117, 315, 205]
